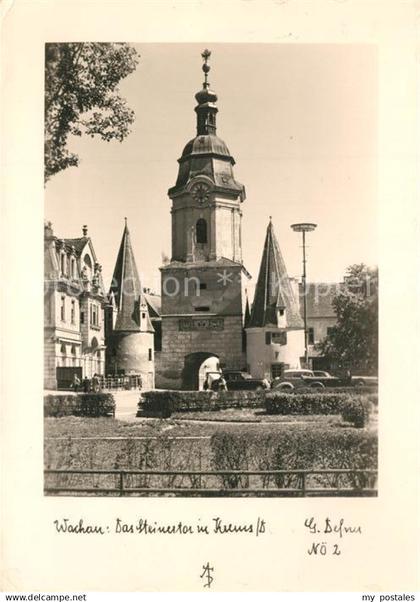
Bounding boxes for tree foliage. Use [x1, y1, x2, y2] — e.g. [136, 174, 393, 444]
[318, 264, 378, 374]
[45, 43, 139, 182]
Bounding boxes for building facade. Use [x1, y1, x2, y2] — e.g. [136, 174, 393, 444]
[105, 220, 155, 389]
[299, 282, 342, 370]
[44, 222, 107, 389]
[246, 219, 305, 380]
[156, 50, 250, 390]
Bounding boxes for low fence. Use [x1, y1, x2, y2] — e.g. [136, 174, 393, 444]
[44, 468, 378, 497]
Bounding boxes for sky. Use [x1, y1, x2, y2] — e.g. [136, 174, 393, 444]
[45, 43, 377, 297]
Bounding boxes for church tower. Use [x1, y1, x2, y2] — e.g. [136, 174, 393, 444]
[157, 50, 250, 390]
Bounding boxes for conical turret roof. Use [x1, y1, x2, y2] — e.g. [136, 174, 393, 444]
[249, 219, 303, 329]
[109, 220, 153, 333]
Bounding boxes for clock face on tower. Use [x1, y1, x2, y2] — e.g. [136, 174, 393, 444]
[191, 182, 211, 206]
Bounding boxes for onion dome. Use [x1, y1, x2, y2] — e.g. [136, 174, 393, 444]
[169, 49, 245, 199]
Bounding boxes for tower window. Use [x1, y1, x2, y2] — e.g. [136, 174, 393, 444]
[148, 348, 152, 361]
[71, 299, 75, 324]
[199, 283, 207, 290]
[196, 219, 207, 244]
[308, 327, 315, 345]
[60, 296, 65, 321]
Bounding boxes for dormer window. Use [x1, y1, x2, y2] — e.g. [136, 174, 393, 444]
[71, 257, 76, 279]
[60, 253, 66, 276]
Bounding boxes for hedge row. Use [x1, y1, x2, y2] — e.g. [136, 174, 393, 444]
[138, 390, 375, 426]
[265, 392, 347, 415]
[211, 428, 377, 489]
[138, 390, 266, 417]
[296, 386, 377, 397]
[265, 392, 372, 427]
[45, 426, 377, 492]
[44, 393, 116, 418]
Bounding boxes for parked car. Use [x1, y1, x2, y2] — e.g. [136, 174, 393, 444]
[219, 370, 270, 391]
[351, 375, 378, 387]
[271, 369, 347, 391]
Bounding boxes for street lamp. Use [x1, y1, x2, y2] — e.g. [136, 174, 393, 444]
[291, 222, 317, 368]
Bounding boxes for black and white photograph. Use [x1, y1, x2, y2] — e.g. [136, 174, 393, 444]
[43, 43, 378, 498]
[2, 0, 419, 595]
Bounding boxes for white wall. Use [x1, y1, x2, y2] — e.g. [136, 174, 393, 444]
[246, 327, 304, 379]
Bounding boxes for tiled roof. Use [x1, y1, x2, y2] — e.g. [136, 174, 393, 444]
[299, 282, 342, 318]
[55, 237, 90, 257]
[249, 219, 304, 329]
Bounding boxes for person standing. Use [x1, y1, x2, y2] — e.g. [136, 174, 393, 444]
[72, 373, 80, 392]
[91, 373, 100, 393]
[218, 375, 227, 392]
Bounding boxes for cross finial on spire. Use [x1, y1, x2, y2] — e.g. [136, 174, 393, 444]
[201, 48, 211, 88]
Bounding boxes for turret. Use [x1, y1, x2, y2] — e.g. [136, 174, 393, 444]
[106, 219, 155, 387]
[246, 218, 304, 379]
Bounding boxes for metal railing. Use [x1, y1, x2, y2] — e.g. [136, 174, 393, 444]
[44, 468, 378, 497]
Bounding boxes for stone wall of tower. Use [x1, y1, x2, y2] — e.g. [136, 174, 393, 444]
[155, 315, 246, 390]
[161, 264, 243, 316]
[107, 331, 155, 389]
[171, 192, 242, 263]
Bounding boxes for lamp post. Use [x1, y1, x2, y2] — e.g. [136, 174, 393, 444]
[291, 222, 317, 368]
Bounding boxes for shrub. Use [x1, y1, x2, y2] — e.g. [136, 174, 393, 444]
[44, 393, 116, 418]
[138, 390, 266, 417]
[210, 428, 377, 490]
[339, 396, 371, 428]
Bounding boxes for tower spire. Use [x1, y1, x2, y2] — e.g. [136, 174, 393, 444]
[195, 49, 218, 135]
[109, 220, 153, 332]
[249, 219, 304, 329]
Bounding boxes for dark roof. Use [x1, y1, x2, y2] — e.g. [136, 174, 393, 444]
[249, 220, 303, 329]
[181, 134, 232, 161]
[299, 282, 342, 318]
[144, 292, 161, 318]
[63, 237, 90, 256]
[109, 222, 153, 332]
[170, 133, 245, 195]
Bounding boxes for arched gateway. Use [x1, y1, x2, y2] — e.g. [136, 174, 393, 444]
[181, 352, 220, 390]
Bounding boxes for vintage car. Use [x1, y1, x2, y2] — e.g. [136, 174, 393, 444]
[312, 370, 333, 378]
[351, 375, 379, 387]
[271, 369, 345, 391]
[211, 370, 270, 391]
